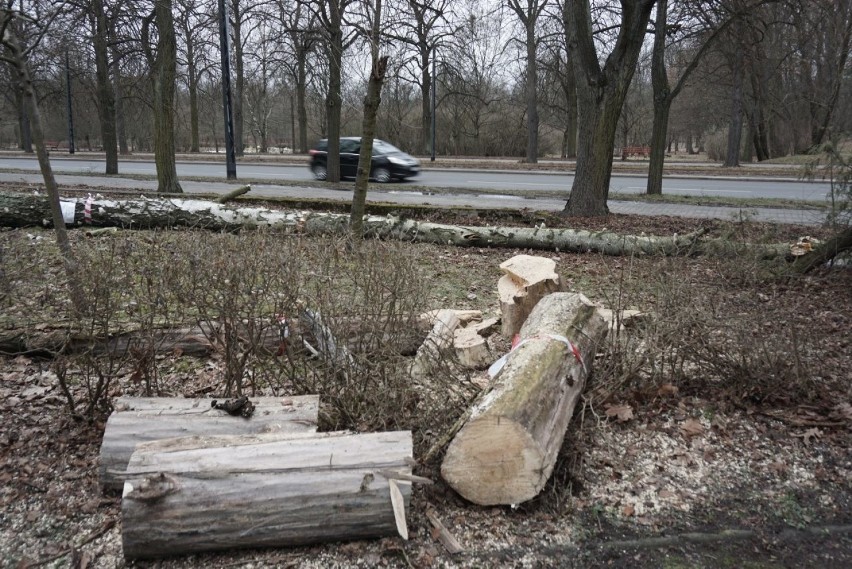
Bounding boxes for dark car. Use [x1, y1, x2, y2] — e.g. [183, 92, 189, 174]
[308, 137, 420, 182]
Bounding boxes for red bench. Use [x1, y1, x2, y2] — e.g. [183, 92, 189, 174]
[622, 145, 651, 158]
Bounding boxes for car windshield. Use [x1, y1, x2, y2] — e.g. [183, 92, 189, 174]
[373, 140, 402, 155]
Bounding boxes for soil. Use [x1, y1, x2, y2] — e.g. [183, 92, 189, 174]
[0, 193, 850, 568]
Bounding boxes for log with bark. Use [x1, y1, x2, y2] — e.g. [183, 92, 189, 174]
[498, 255, 564, 337]
[100, 395, 320, 490]
[440, 293, 608, 506]
[120, 430, 413, 559]
[0, 192, 789, 257]
[410, 309, 460, 379]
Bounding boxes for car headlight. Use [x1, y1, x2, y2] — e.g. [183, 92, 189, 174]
[387, 156, 406, 165]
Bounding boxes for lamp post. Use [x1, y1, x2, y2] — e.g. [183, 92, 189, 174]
[218, 0, 237, 179]
[64, 50, 75, 154]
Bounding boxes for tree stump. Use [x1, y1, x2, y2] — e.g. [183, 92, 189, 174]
[498, 255, 564, 337]
[441, 293, 607, 505]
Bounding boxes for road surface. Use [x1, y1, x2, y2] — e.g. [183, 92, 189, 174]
[0, 156, 831, 201]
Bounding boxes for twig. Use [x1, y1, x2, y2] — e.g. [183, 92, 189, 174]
[217, 185, 251, 204]
[377, 469, 434, 485]
[426, 509, 465, 554]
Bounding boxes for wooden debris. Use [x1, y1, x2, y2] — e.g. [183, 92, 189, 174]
[216, 184, 251, 204]
[498, 255, 563, 337]
[441, 293, 607, 506]
[596, 308, 646, 332]
[99, 395, 319, 490]
[426, 509, 464, 554]
[410, 309, 460, 379]
[453, 326, 492, 369]
[300, 308, 357, 371]
[121, 430, 413, 559]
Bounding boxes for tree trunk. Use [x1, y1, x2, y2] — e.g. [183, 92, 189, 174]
[351, 1, 387, 238]
[92, 0, 118, 174]
[723, 39, 744, 168]
[441, 293, 607, 505]
[111, 47, 130, 155]
[524, 17, 538, 164]
[232, 1, 245, 157]
[1, 24, 84, 312]
[647, 0, 670, 196]
[121, 431, 413, 559]
[100, 395, 319, 490]
[420, 50, 431, 156]
[562, 55, 577, 159]
[325, 0, 344, 184]
[11, 72, 33, 152]
[296, 49, 308, 154]
[498, 254, 563, 337]
[187, 41, 200, 153]
[562, 0, 656, 217]
[151, 0, 183, 193]
[0, 193, 791, 258]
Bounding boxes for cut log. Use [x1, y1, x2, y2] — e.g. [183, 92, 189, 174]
[498, 255, 564, 337]
[120, 430, 413, 559]
[0, 192, 789, 257]
[99, 395, 319, 490]
[441, 293, 607, 506]
[453, 326, 492, 369]
[410, 309, 460, 379]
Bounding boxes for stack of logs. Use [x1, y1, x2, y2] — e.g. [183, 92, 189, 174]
[101, 396, 414, 559]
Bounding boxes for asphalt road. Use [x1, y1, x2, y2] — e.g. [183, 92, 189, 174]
[0, 156, 831, 201]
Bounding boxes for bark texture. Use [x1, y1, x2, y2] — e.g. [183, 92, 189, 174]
[100, 395, 320, 490]
[0, 193, 791, 258]
[441, 293, 607, 505]
[121, 430, 413, 559]
[563, 0, 657, 216]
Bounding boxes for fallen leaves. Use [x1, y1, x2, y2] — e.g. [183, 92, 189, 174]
[679, 419, 705, 438]
[605, 403, 634, 423]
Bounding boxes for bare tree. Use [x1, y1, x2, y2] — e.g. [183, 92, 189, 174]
[143, 0, 183, 192]
[507, 0, 548, 163]
[351, 0, 388, 237]
[563, 0, 656, 217]
[1, 1, 85, 311]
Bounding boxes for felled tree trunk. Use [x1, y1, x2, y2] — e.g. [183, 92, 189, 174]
[100, 395, 319, 490]
[121, 430, 413, 559]
[441, 293, 607, 506]
[0, 193, 789, 258]
[792, 227, 852, 273]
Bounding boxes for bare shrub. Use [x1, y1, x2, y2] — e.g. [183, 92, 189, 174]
[592, 253, 819, 405]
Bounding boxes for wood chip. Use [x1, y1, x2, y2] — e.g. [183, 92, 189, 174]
[388, 479, 408, 540]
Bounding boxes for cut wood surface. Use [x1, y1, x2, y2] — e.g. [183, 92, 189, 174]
[99, 395, 319, 490]
[410, 309, 461, 379]
[441, 293, 608, 506]
[498, 255, 563, 337]
[121, 430, 413, 559]
[0, 192, 788, 257]
[453, 326, 492, 369]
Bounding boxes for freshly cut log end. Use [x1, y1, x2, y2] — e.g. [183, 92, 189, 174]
[441, 416, 544, 505]
[498, 255, 563, 337]
[441, 293, 607, 506]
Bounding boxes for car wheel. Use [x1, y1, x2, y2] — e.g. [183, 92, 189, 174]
[312, 164, 328, 181]
[373, 167, 392, 183]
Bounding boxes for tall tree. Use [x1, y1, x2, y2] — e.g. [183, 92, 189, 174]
[388, 0, 451, 155]
[351, 0, 388, 237]
[1, 1, 85, 312]
[90, 0, 118, 173]
[646, 0, 740, 194]
[563, 0, 656, 217]
[508, 0, 548, 163]
[312, 0, 354, 183]
[143, 0, 183, 193]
